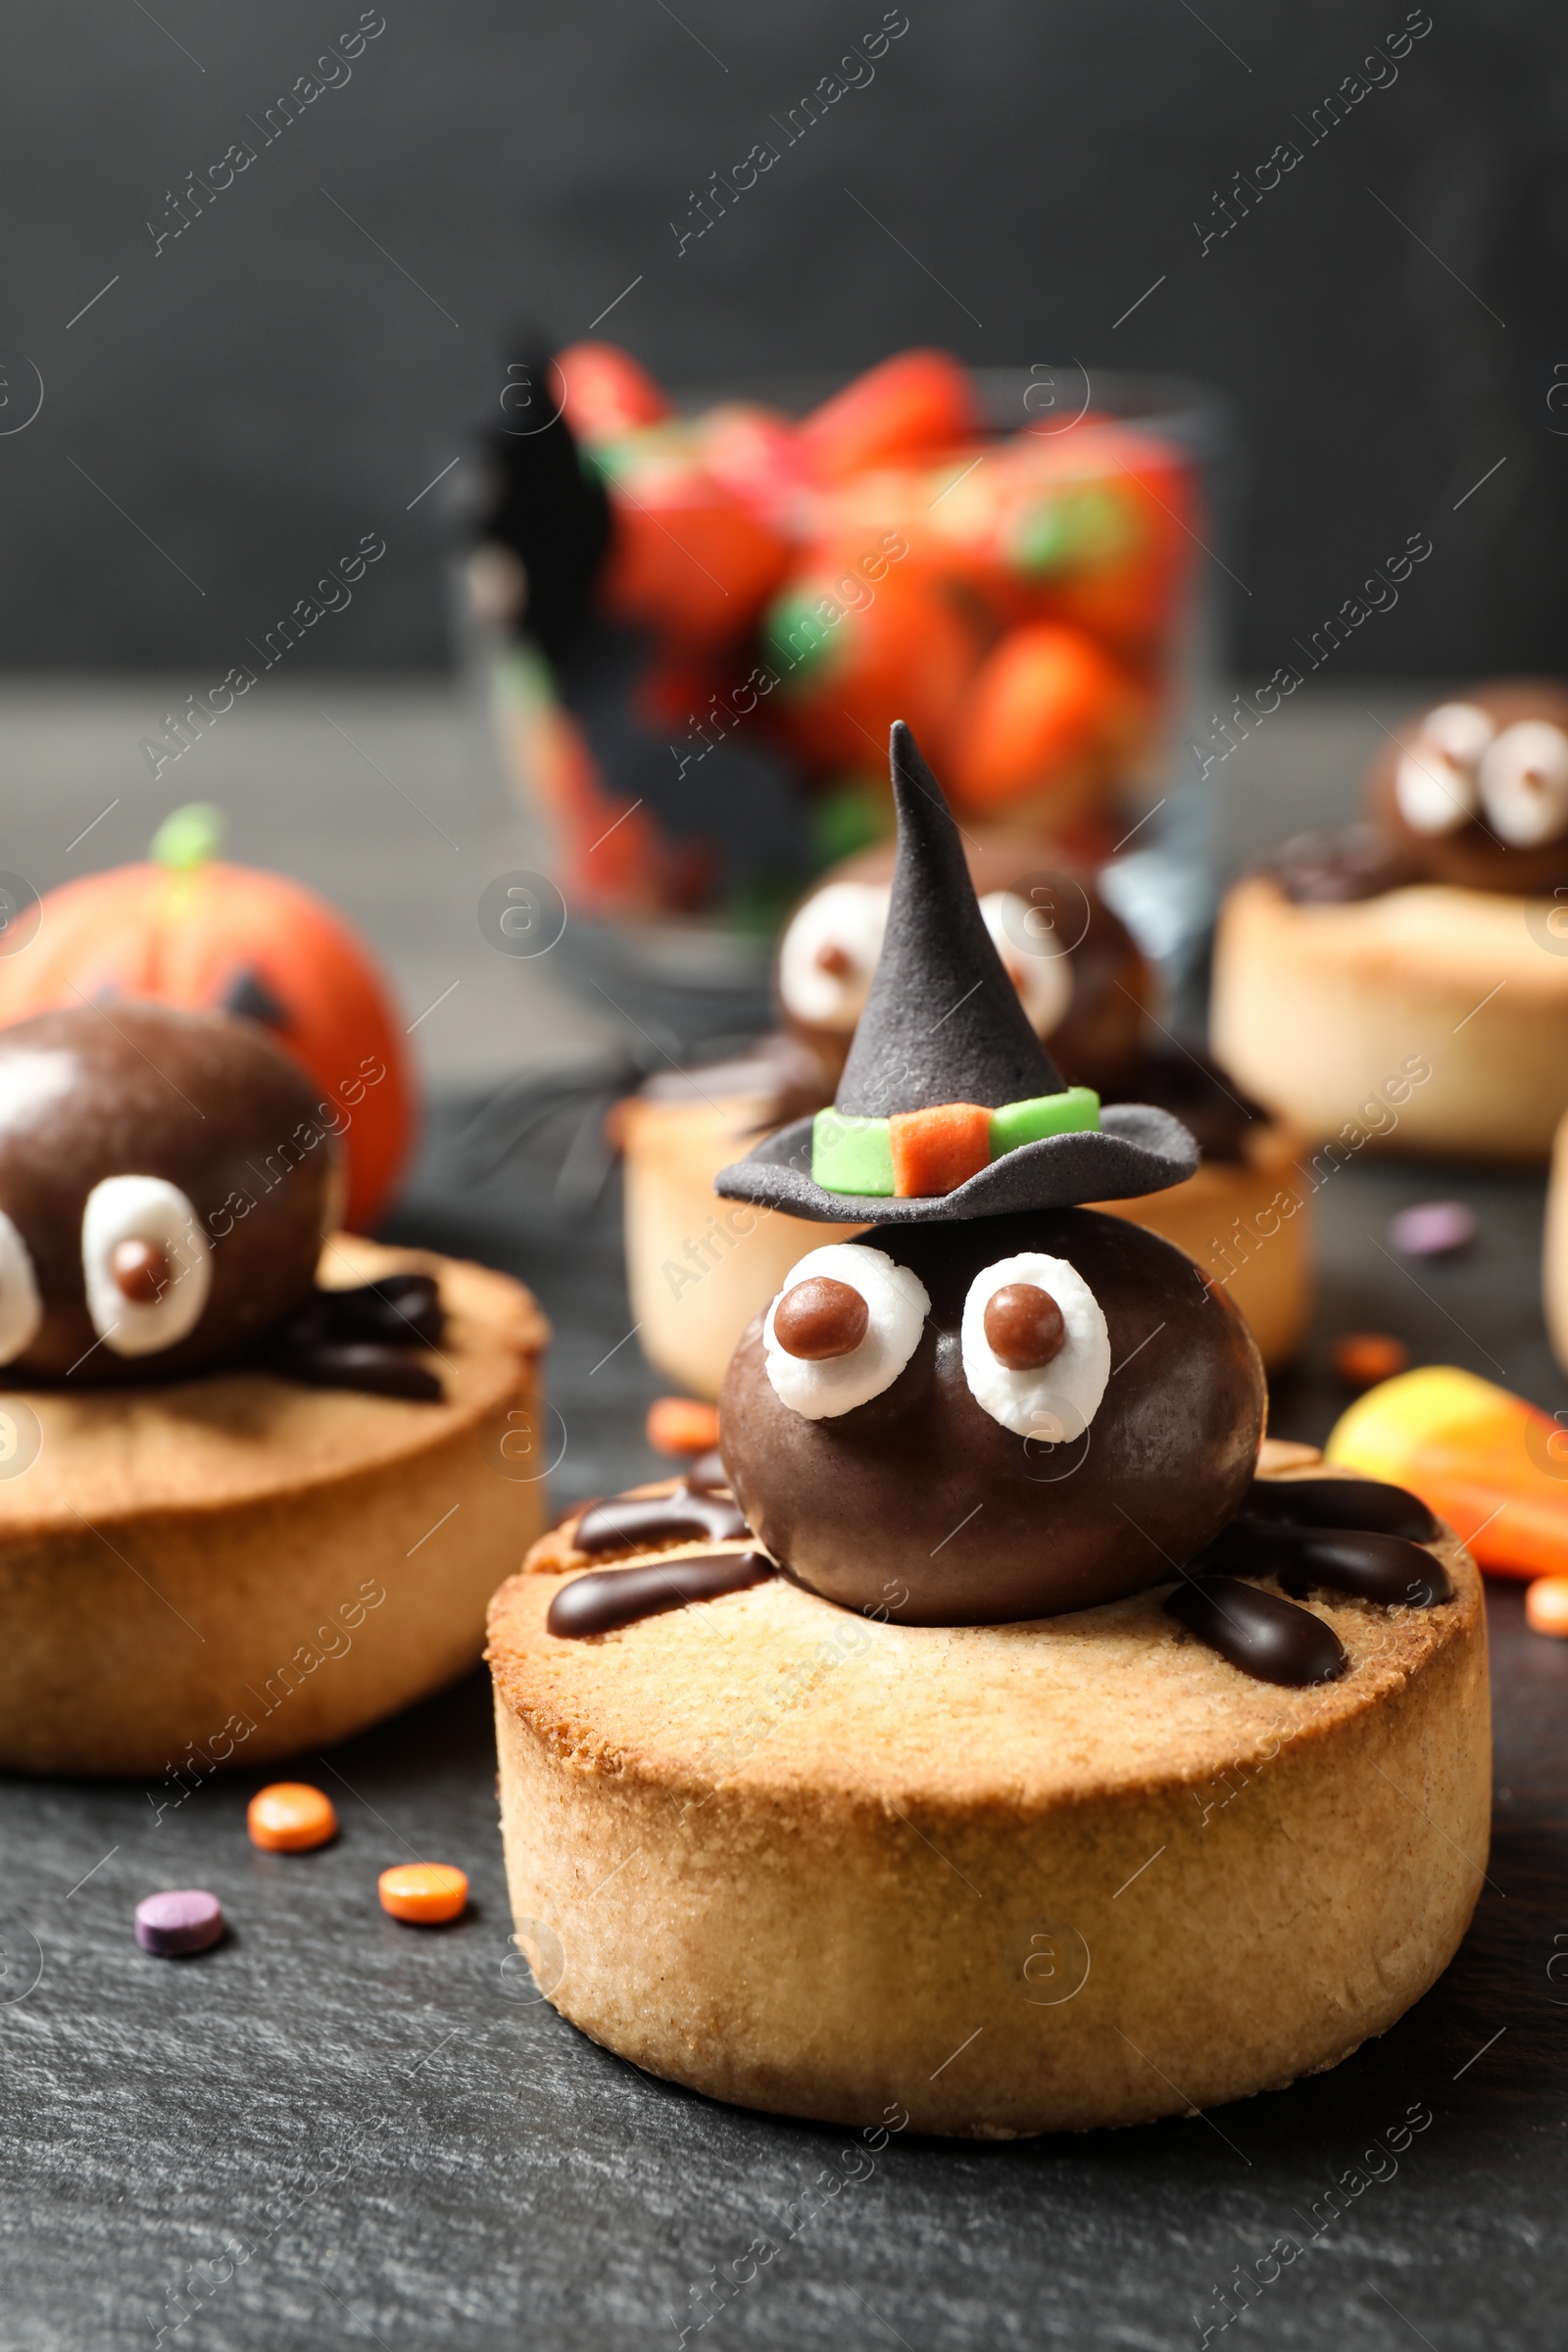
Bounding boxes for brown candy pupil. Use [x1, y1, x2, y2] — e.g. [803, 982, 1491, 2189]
[813, 941, 854, 977]
[110, 1238, 172, 1304]
[983, 1282, 1066, 1371]
[773, 1276, 869, 1361]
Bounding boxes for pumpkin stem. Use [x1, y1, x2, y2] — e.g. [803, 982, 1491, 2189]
[150, 803, 224, 872]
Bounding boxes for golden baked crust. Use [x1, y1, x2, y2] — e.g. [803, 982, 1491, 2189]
[1, 1237, 550, 1775]
[1213, 873, 1568, 1160]
[489, 1466, 1489, 2134]
[1544, 1110, 1568, 1376]
[496, 1485, 1476, 1814]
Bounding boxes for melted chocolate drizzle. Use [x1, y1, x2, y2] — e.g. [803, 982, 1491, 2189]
[1240, 1476, 1440, 1544]
[573, 1485, 749, 1555]
[1262, 825, 1424, 906]
[544, 1456, 1453, 1681]
[1166, 1575, 1348, 1688]
[318, 1272, 445, 1347]
[548, 1549, 773, 1638]
[266, 1339, 442, 1401]
[1206, 1520, 1453, 1609]
[265, 1276, 446, 1401]
[1170, 1473, 1454, 1684]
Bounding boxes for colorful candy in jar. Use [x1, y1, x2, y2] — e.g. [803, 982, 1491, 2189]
[477, 343, 1199, 919]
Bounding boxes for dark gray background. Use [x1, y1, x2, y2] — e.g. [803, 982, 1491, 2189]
[4, 0, 1564, 678]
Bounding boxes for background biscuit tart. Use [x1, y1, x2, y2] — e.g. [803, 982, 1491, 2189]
[0, 1237, 549, 1776]
[488, 1467, 1489, 2136]
[618, 1086, 866, 1400]
[1211, 874, 1568, 1162]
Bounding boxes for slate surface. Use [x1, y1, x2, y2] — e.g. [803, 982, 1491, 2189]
[3, 1100, 1566, 2352]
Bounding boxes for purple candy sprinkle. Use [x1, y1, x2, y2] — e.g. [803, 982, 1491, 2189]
[1389, 1200, 1477, 1259]
[135, 1888, 224, 1958]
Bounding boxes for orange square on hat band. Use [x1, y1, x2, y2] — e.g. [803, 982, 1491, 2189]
[889, 1102, 993, 1198]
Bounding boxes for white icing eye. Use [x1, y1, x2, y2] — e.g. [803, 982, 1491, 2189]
[980, 891, 1072, 1038]
[81, 1175, 213, 1358]
[1478, 720, 1568, 848]
[0, 1210, 42, 1366]
[960, 1252, 1110, 1442]
[763, 1242, 930, 1420]
[1395, 751, 1477, 835]
[1395, 702, 1494, 835]
[1421, 701, 1495, 765]
[777, 882, 890, 1029]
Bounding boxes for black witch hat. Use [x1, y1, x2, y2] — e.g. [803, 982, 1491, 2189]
[714, 725, 1198, 1224]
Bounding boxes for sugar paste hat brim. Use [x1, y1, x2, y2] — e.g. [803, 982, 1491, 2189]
[714, 1102, 1198, 1223]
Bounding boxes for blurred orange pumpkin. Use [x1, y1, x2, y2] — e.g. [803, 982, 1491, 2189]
[0, 807, 416, 1230]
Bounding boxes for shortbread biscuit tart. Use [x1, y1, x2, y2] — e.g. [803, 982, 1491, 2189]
[489, 728, 1484, 2132]
[0, 1003, 549, 1774]
[1213, 682, 1568, 1160]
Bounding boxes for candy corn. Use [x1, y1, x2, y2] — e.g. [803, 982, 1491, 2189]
[796, 349, 984, 481]
[490, 342, 1204, 923]
[556, 340, 671, 444]
[1326, 1364, 1568, 1580]
[949, 620, 1141, 820]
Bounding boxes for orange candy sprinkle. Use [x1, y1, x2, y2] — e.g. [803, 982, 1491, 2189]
[378, 1863, 468, 1926]
[247, 1783, 338, 1853]
[889, 1102, 993, 1199]
[646, 1396, 721, 1457]
[1526, 1577, 1568, 1639]
[1331, 1332, 1410, 1392]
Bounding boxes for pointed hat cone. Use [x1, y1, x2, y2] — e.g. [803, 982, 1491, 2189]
[715, 724, 1198, 1224]
[837, 724, 1063, 1115]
